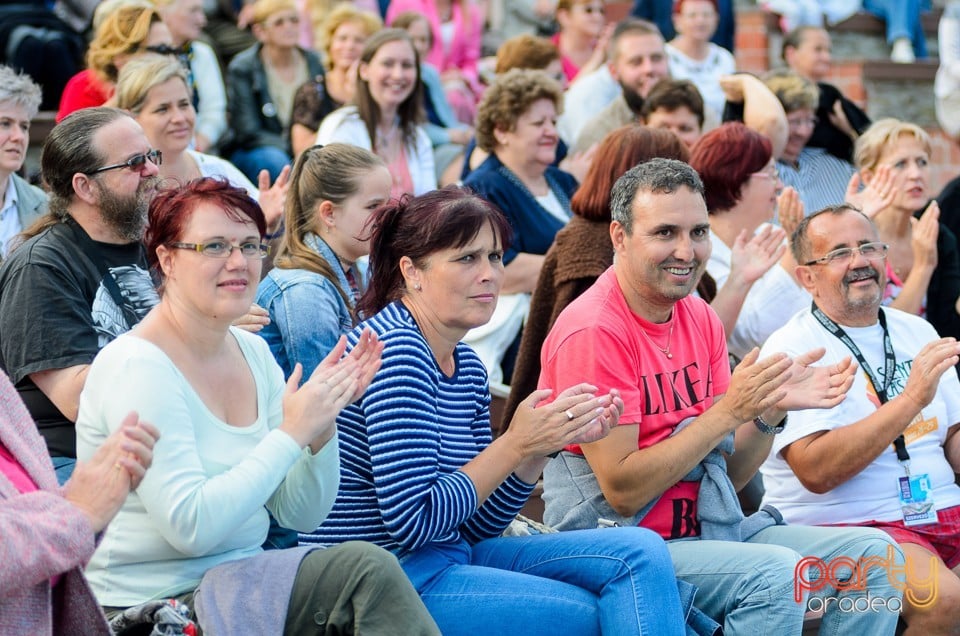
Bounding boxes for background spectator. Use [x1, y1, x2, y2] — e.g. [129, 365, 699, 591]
[290, 4, 382, 157]
[391, 11, 473, 186]
[316, 29, 436, 198]
[152, 0, 228, 152]
[226, 0, 323, 181]
[462, 69, 574, 385]
[781, 25, 870, 163]
[855, 118, 960, 339]
[386, 0, 484, 123]
[57, 1, 173, 122]
[257, 143, 391, 381]
[552, 0, 611, 83]
[638, 78, 704, 148]
[0, 67, 47, 259]
[665, 0, 734, 124]
[631, 0, 733, 52]
[936, 1, 960, 140]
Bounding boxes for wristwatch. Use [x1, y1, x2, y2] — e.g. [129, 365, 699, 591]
[753, 413, 787, 435]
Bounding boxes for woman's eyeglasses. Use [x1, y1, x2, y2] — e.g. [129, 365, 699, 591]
[85, 149, 162, 175]
[169, 240, 269, 259]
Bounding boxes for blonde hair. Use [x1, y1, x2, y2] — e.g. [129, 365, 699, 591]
[319, 4, 382, 69]
[854, 118, 932, 171]
[475, 68, 563, 153]
[115, 54, 190, 113]
[251, 0, 297, 25]
[87, 1, 164, 84]
[274, 143, 387, 316]
[762, 68, 819, 113]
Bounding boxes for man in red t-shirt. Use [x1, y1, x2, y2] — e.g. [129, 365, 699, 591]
[539, 157, 902, 634]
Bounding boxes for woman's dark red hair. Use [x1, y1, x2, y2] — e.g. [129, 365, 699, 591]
[145, 177, 266, 278]
[358, 186, 512, 317]
[571, 124, 689, 222]
[689, 122, 771, 214]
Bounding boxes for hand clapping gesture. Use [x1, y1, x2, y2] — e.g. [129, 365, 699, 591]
[719, 347, 856, 425]
[900, 337, 960, 410]
[729, 224, 786, 287]
[281, 329, 384, 452]
[65, 412, 160, 533]
[258, 165, 292, 234]
[845, 167, 895, 219]
[507, 383, 623, 459]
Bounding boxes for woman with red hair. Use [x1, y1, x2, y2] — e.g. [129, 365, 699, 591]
[692, 121, 808, 361]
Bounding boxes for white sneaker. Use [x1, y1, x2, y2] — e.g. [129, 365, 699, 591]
[891, 38, 916, 63]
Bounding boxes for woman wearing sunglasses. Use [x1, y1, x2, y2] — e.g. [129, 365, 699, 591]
[75, 177, 441, 635]
[57, 2, 173, 122]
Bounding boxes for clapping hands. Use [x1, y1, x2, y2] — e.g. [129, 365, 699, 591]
[508, 384, 623, 458]
[281, 329, 384, 452]
[65, 412, 159, 533]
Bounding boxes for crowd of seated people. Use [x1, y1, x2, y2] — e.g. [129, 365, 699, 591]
[6, 1, 960, 633]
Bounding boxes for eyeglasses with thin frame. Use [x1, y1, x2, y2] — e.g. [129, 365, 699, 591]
[169, 240, 269, 259]
[751, 165, 779, 180]
[803, 241, 888, 267]
[85, 149, 162, 175]
[787, 115, 819, 129]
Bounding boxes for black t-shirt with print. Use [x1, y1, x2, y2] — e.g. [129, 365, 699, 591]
[0, 218, 158, 458]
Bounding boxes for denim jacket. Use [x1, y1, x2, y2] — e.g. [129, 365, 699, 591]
[255, 234, 364, 379]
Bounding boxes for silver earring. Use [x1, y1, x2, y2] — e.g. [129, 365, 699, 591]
[415, 283, 421, 291]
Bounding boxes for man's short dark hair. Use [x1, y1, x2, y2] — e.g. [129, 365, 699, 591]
[610, 158, 703, 234]
[640, 79, 705, 128]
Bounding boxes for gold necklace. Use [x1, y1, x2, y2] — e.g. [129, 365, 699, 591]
[639, 318, 675, 359]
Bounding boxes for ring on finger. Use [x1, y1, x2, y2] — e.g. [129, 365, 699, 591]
[565, 410, 575, 421]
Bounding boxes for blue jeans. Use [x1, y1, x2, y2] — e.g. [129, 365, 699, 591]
[229, 146, 290, 183]
[669, 524, 903, 634]
[863, 0, 931, 57]
[52, 456, 75, 485]
[401, 528, 687, 636]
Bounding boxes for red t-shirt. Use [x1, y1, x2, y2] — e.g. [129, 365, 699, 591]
[540, 267, 731, 539]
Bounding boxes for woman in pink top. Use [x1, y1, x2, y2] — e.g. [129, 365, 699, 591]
[386, 0, 483, 123]
[552, 0, 611, 82]
[0, 370, 158, 636]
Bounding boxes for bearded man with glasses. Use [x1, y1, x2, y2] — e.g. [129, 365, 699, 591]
[0, 108, 162, 485]
[760, 203, 960, 633]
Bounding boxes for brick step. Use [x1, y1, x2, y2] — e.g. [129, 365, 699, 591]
[755, 9, 941, 69]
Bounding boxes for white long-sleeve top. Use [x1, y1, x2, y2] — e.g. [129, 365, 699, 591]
[76, 328, 340, 606]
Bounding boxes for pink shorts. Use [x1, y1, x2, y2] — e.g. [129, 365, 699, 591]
[836, 504, 960, 569]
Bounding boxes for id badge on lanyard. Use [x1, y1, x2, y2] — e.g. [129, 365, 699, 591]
[812, 304, 938, 526]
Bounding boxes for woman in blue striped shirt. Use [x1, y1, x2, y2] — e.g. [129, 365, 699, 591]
[306, 187, 694, 635]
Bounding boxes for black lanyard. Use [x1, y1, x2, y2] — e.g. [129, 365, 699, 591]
[811, 303, 911, 468]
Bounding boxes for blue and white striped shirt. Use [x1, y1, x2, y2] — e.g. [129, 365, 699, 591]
[301, 301, 534, 554]
[777, 147, 855, 217]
